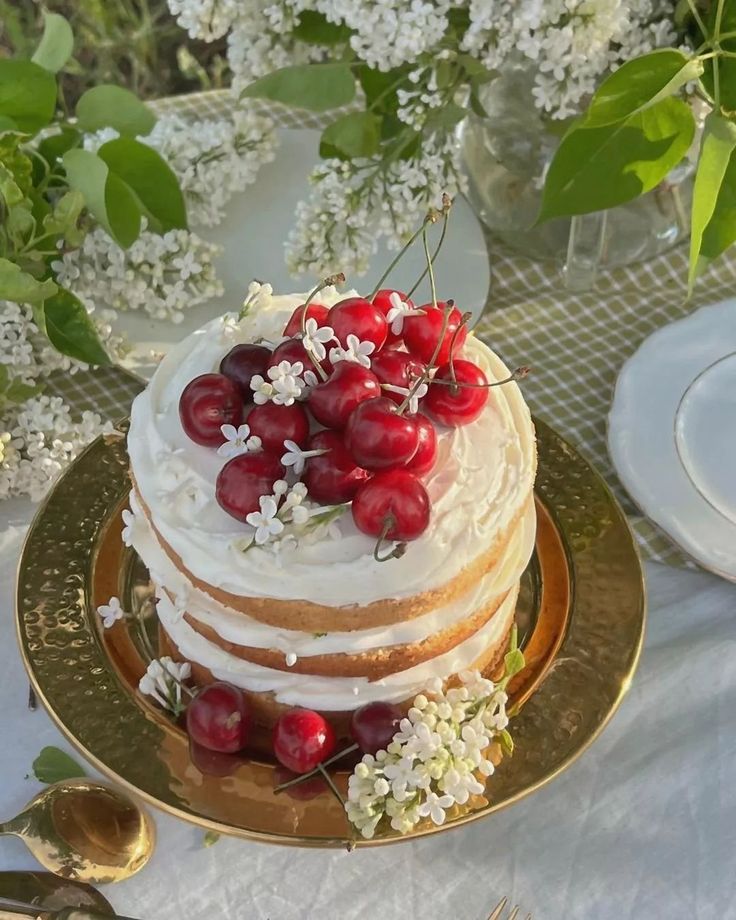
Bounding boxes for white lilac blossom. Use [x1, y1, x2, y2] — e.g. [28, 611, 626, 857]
[96, 596, 125, 629]
[246, 495, 286, 544]
[121, 509, 136, 546]
[382, 381, 428, 415]
[52, 224, 223, 325]
[217, 424, 262, 458]
[138, 657, 192, 716]
[0, 394, 114, 502]
[301, 318, 335, 362]
[385, 292, 420, 336]
[345, 656, 524, 839]
[250, 361, 307, 406]
[281, 440, 327, 476]
[329, 334, 375, 369]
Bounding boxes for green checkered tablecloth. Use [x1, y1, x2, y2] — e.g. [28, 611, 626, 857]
[46, 89, 736, 568]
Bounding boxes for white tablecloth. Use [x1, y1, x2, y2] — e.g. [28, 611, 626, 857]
[2, 499, 735, 920]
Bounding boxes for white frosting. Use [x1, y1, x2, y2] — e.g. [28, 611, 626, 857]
[127, 290, 536, 607]
[155, 585, 519, 709]
[128, 489, 536, 658]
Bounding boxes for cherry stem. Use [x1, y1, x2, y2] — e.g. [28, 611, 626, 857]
[300, 273, 345, 381]
[395, 299, 454, 416]
[273, 742, 360, 793]
[447, 311, 473, 394]
[369, 215, 431, 300]
[406, 208, 450, 300]
[419, 366, 531, 390]
[373, 513, 407, 563]
[422, 224, 438, 310]
[317, 762, 346, 806]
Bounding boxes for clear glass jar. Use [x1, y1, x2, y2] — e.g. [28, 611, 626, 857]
[459, 67, 694, 290]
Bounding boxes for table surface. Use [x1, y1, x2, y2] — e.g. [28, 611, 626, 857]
[2, 497, 735, 920]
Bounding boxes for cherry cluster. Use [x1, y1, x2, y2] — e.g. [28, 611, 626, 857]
[178, 290, 492, 550]
[187, 679, 400, 783]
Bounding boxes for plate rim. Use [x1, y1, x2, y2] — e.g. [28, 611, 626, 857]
[16, 418, 646, 847]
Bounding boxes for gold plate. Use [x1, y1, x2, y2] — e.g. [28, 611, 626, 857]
[16, 418, 645, 847]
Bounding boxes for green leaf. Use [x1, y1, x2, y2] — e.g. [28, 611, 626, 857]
[5, 206, 35, 247]
[701, 0, 736, 110]
[469, 87, 489, 119]
[41, 288, 110, 366]
[688, 113, 736, 290]
[32, 12, 74, 74]
[358, 66, 407, 113]
[0, 163, 25, 207]
[0, 115, 18, 132]
[37, 127, 82, 168]
[31, 301, 47, 336]
[293, 10, 351, 45]
[320, 111, 381, 159]
[498, 729, 515, 756]
[63, 148, 141, 248]
[3, 376, 43, 404]
[701, 151, 736, 262]
[0, 60, 57, 133]
[425, 102, 468, 133]
[539, 96, 695, 221]
[76, 85, 156, 137]
[503, 647, 525, 679]
[32, 746, 87, 784]
[0, 258, 57, 303]
[98, 137, 187, 232]
[203, 830, 221, 847]
[583, 50, 703, 127]
[241, 63, 356, 113]
[43, 189, 85, 239]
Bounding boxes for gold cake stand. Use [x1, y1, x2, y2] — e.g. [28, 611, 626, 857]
[16, 418, 645, 847]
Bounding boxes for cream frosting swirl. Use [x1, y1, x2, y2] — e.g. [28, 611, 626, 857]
[127, 290, 536, 607]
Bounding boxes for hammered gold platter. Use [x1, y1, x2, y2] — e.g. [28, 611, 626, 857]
[16, 418, 645, 847]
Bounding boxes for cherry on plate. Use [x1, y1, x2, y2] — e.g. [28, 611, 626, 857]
[402, 302, 467, 365]
[303, 430, 371, 503]
[328, 297, 388, 351]
[283, 302, 329, 338]
[216, 450, 285, 520]
[248, 402, 310, 452]
[370, 349, 426, 405]
[179, 374, 243, 447]
[351, 701, 403, 754]
[344, 397, 419, 471]
[186, 682, 252, 754]
[219, 344, 271, 401]
[268, 337, 330, 375]
[424, 359, 489, 427]
[352, 469, 430, 541]
[308, 362, 381, 430]
[273, 708, 336, 774]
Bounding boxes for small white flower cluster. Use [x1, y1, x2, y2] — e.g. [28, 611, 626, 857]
[217, 423, 262, 458]
[329, 333, 375, 369]
[96, 596, 126, 628]
[250, 359, 311, 406]
[85, 111, 278, 228]
[52, 223, 223, 325]
[138, 656, 192, 716]
[167, 0, 240, 40]
[346, 670, 513, 839]
[0, 393, 114, 502]
[286, 135, 464, 276]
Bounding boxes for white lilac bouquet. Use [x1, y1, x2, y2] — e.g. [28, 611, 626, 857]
[169, 1, 736, 288]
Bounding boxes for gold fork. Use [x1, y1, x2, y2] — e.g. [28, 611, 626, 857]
[488, 896, 532, 920]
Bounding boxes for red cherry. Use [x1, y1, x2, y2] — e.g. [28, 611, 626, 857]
[216, 450, 285, 521]
[219, 344, 271, 401]
[425, 359, 489, 427]
[273, 765, 326, 801]
[179, 374, 243, 447]
[344, 397, 419, 471]
[351, 701, 403, 754]
[308, 362, 380, 430]
[405, 413, 437, 476]
[403, 302, 467, 365]
[352, 469, 430, 540]
[372, 289, 413, 347]
[370, 349, 426, 406]
[273, 708, 336, 774]
[282, 302, 329, 338]
[186, 682, 252, 753]
[268, 337, 330, 375]
[303, 430, 371, 503]
[328, 297, 388, 351]
[247, 402, 310, 453]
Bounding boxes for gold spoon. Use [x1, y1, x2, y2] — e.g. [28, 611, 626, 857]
[0, 779, 155, 885]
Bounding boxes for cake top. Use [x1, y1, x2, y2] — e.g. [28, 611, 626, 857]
[127, 282, 536, 607]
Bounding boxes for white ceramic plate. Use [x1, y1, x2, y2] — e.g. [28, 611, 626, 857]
[115, 127, 491, 380]
[608, 297, 736, 580]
